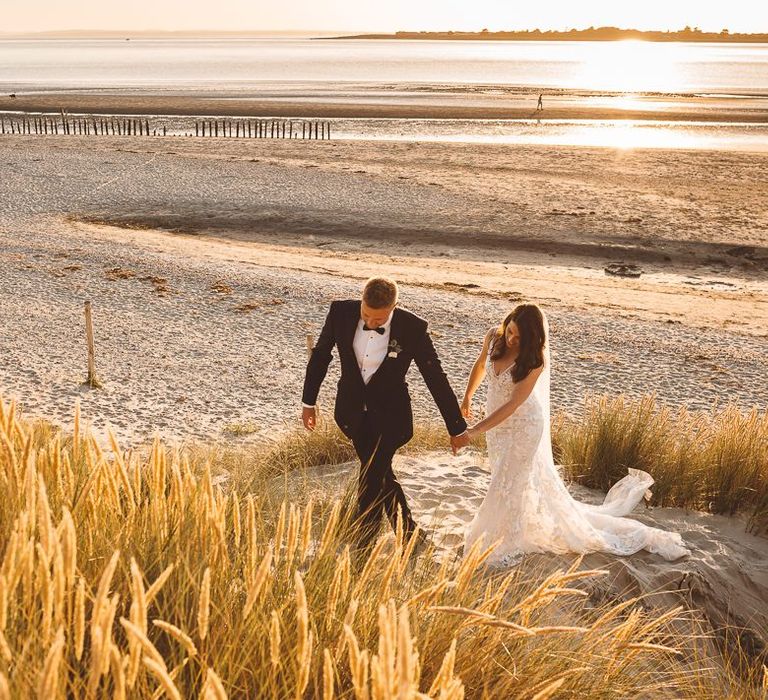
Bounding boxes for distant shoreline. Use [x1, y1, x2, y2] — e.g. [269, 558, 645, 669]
[334, 29, 768, 44]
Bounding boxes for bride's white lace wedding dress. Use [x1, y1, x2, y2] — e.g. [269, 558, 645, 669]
[464, 320, 688, 566]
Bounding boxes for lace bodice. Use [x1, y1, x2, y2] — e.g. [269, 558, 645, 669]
[484, 353, 544, 423]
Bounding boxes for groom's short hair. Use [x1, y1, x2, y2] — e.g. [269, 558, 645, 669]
[363, 277, 398, 309]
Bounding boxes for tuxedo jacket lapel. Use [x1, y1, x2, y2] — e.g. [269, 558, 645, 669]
[340, 301, 365, 388]
[383, 308, 404, 367]
[366, 308, 404, 388]
[342, 301, 361, 352]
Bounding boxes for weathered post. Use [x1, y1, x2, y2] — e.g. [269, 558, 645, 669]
[84, 301, 98, 388]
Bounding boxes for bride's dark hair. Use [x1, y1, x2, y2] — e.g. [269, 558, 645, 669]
[490, 304, 546, 382]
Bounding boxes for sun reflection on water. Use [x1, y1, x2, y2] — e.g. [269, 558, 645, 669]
[574, 40, 686, 94]
[543, 122, 690, 150]
[335, 119, 768, 152]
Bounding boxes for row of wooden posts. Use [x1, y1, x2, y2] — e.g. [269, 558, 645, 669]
[194, 119, 331, 139]
[0, 113, 332, 140]
[1, 115, 161, 137]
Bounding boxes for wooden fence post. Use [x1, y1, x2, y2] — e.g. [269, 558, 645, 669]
[84, 301, 99, 388]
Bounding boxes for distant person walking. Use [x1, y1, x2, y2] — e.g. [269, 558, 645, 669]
[536, 93, 544, 111]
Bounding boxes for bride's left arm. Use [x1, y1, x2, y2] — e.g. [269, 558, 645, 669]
[467, 366, 544, 437]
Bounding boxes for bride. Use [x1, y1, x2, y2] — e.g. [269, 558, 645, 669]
[461, 304, 688, 565]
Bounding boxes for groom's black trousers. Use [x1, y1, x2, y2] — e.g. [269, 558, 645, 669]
[351, 411, 416, 548]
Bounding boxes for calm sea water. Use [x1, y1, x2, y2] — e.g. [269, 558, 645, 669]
[1, 38, 768, 95]
[2, 39, 767, 150]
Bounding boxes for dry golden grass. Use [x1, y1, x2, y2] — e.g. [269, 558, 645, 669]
[0, 396, 763, 698]
[553, 395, 768, 533]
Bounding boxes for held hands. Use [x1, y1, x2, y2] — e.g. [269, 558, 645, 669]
[450, 431, 471, 455]
[302, 406, 317, 431]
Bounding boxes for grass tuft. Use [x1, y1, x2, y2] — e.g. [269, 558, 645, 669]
[553, 395, 768, 532]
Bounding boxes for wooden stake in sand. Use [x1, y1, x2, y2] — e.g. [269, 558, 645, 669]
[306, 333, 317, 412]
[84, 301, 99, 388]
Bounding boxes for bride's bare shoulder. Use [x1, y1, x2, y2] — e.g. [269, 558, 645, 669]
[482, 326, 498, 353]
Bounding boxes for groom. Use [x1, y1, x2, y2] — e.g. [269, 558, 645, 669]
[302, 277, 469, 548]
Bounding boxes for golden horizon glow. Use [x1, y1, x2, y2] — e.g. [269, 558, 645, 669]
[0, 1, 765, 35]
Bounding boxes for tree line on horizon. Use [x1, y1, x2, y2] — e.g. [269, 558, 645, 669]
[348, 26, 768, 42]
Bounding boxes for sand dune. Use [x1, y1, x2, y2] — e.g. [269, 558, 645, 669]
[277, 452, 768, 661]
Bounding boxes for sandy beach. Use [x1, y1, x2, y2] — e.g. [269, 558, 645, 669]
[5, 90, 768, 122]
[1, 133, 766, 445]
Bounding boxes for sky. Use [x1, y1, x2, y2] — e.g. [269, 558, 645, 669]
[1, 0, 766, 35]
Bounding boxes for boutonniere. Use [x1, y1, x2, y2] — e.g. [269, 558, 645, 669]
[387, 339, 403, 359]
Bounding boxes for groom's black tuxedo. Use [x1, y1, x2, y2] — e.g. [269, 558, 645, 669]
[302, 299, 467, 544]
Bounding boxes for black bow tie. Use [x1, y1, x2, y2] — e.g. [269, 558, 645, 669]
[363, 324, 386, 335]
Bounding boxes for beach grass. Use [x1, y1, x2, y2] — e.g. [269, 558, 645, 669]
[553, 395, 768, 533]
[217, 394, 767, 532]
[0, 396, 765, 698]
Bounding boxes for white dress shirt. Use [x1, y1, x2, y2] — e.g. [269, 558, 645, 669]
[353, 311, 393, 385]
[302, 310, 393, 408]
